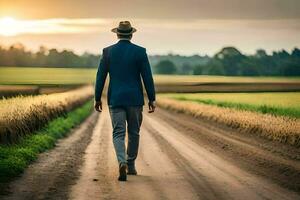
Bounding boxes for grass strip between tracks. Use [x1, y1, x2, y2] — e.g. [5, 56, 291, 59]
[0, 99, 93, 182]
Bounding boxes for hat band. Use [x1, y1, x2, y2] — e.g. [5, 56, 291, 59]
[117, 27, 133, 33]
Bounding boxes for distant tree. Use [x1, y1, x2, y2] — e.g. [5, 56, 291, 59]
[193, 65, 203, 75]
[255, 49, 268, 58]
[154, 60, 177, 74]
[207, 62, 225, 75]
[239, 59, 260, 76]
[281, 63, 300, 76]
[273, 50, 290, 59]
[197, 59, 224, 75]
[81, 52, 100, 68]
[46, 49, 60, 67]
[281, 48, 300, 76]
[214, 47, 245, 76]
[292, 48, 300, 58]
[179, 62, 193, 75]
[35, 46, 47, 66]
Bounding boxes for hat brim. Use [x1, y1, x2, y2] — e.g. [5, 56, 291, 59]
[111, 27, 137, 35]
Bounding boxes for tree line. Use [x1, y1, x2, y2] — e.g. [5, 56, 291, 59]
[154, 47, 300, 76]
[0, 43, 299, 76]
[0, 43, 99, 68]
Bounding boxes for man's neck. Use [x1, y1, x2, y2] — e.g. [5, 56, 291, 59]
[119, 38, 131, 41]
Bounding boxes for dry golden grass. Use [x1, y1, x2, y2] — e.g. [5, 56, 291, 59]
[157, 97, 300, 146]
[0, 85, 93, 144]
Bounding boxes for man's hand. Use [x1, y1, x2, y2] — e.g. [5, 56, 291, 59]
[148, 101, 156, 113]
[94, 101, 102, 112]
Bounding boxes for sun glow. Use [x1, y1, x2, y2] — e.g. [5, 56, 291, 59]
[0, 17, 21, 36]
[0, 17, 109, 37]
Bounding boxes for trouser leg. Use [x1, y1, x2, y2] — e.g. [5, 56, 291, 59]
[125, 106, 143, 167]
[108, 106, 127, 165]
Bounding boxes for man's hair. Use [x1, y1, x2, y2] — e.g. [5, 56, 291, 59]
[117, 34, 132, 40]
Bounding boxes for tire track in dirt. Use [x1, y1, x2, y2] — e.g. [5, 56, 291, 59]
[69, 110, 116, 199]
[153, 108, 300, 192]
[70, 109, 162, 200]
[142, 122, 223, 199]
[70, 109, 200, 200]
[142, 112, 300, 200]
[136, 124, 200, 200]
[2, 112, 99, 200]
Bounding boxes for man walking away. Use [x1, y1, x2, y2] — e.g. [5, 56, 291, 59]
[94, 21, 156, 181]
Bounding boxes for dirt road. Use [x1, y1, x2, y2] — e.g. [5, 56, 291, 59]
[2, 107, 300, 200]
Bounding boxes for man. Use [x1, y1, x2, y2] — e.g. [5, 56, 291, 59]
[94, 21, 156, 182]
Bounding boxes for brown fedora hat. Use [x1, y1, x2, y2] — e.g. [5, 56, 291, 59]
[111, 21, 137, 35]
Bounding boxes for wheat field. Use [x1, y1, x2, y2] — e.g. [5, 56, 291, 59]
[157, 97, 300, 146]
[160, 92, 300, 118]
[0, 85, 93, 144]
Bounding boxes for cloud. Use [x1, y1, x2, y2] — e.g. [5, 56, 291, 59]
[1, 17, 300, 37]
[0, 17, 113, 36]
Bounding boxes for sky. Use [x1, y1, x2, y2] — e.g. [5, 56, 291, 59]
[0, 0, 299, 56]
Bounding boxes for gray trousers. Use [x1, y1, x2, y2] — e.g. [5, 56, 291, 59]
[108, 105, 143, 167]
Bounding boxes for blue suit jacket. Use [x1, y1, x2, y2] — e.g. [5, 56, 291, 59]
[94, 40, 156, 106]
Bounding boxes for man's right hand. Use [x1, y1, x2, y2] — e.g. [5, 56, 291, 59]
[148, 101, 156, 113]
[94, 101, 102, 112]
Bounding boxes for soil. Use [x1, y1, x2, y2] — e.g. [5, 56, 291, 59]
[1, 106, 300, 200]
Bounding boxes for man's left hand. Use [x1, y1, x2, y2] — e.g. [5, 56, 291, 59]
[148, 101, 156, 113]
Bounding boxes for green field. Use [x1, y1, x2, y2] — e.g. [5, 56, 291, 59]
[160, 92, 300, 118]
[1, 67, 300, 85]
[0, 67, 96, 85]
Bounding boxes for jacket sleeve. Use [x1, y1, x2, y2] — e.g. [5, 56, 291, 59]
[94, 48, 109, 102]
[140, 48, 156, 102]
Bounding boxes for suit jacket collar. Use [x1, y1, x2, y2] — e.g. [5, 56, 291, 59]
[118, 39, 131, 43]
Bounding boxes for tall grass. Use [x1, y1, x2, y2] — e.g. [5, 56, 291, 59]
[157, 97, 300, 146]
[172, 97, 300, 118]
[0, 100, 93, 182]
[0, 85, 93, 144]
[161, 92, 300, 118]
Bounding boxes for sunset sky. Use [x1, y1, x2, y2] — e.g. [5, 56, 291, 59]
[0, 0, 299, 56]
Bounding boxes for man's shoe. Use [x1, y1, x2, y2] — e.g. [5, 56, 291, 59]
[127, 165, 137, 175]
[118, 163, 127, 181]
